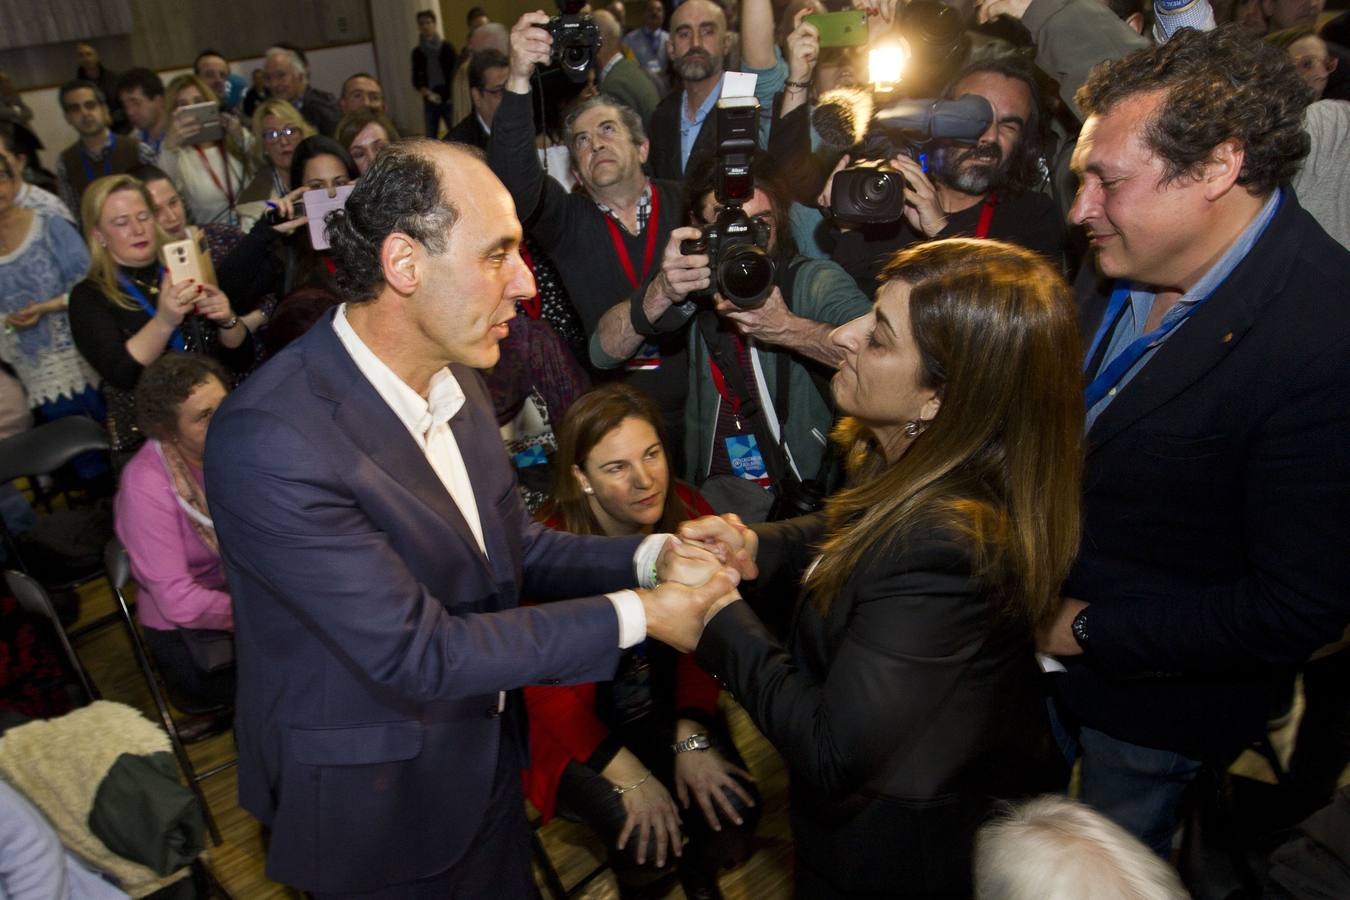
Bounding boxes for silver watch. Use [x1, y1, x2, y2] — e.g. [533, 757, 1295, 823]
[672, 733, 712, 754]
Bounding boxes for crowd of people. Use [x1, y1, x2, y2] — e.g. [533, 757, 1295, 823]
[1, 0, 1348, 897]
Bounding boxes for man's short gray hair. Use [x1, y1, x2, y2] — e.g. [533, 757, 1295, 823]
[264, 46, 306, 78]
[562, 94, 647, 156]
[975, 796, 1190, 900]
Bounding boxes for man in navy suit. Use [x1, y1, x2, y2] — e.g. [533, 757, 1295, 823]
[1036, 29, 1350, 855]
[204, 139, 745, 897]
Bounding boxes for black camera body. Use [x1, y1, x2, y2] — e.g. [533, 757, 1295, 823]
[679, 97, 776, 309]
[543, 0, 602, 84]
[829, 94, 994, 226]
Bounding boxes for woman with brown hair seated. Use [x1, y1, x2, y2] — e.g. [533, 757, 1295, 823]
[526, 383, 760, 900]
[690, 239, 1085, 897]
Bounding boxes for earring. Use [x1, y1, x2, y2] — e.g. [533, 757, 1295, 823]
[903, 419, 927, 438]
[583, 486, 594, 495]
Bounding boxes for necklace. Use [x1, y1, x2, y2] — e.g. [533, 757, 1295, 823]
[123, 267, 160, 296]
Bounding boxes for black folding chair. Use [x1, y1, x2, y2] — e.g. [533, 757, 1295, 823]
[3, 568, 99, 703]
[104, 538, 236, 846]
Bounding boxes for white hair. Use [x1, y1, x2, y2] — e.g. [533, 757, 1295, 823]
[264, 46, 306, 78]
[975, 796, 1191, 900]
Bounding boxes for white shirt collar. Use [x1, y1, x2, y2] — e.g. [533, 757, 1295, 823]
[331, 303, 465, 445]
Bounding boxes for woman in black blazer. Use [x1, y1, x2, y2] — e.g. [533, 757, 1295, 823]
[690, 239, 1085, 897]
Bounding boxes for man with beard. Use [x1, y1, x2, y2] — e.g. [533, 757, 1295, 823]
[828, 57, 1066, 293]
[646, 0, 782, 181]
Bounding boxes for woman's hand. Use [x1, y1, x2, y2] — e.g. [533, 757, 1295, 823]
[785, 8, 821, 86]
[268, 186, 310, 234]
[678, 514, 759, 581]
[192, 284, 236, 325]
[156, 271, 199, 328]
[673, 736, 756, 831]
[656, 536, 723, 588]
[603, 750, 683, 867]
[5, 297, 62, 330]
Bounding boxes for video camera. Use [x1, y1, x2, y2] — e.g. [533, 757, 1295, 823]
[543, 0, 602, 84]
[679, 97, 776, 309]
[825, 93, 993, 226]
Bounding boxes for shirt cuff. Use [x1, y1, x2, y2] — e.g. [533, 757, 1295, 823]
[634, 532, 669, 588]
[607, 590, 647, 649]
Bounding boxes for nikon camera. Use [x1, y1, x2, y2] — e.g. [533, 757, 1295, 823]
[679, 97, 776, 309]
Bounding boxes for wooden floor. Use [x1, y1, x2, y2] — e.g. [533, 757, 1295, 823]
[58, 576, 1333, 899]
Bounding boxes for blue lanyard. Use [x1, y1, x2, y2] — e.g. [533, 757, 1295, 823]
[117, 266, 186, 352]
[1083, 281, 1208, 410]
[79, 133, 115, 183]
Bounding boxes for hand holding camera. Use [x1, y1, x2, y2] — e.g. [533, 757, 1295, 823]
[265, 186, 310, 235]
[507, 12, 555, 93]
[647, 226, 711, 317]
[888, 154, 948, 237]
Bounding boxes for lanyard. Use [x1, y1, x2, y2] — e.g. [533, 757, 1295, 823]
[974, 192, 997, 239]
[601, 184, 661, 289]
[271, 167, 286, 197]
[1083, 281, 1209, 409]
[118, 266, 186, 352]
[80, 133, 115, 183]
[192, 145, 235, 209]
[707, 332, 747, 420]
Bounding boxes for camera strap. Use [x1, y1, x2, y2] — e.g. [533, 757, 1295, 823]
[601, 183, 661, 289]
[192, 145, 235, 209]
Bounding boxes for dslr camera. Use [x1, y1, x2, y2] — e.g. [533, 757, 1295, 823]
[830, 94, 993, 225]
[544, 0, 602, 83]
[679, 97, 776, 309]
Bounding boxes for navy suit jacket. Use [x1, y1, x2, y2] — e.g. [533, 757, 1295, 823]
[1060, 192, 1350, 760]
[204, 313, 642, 892]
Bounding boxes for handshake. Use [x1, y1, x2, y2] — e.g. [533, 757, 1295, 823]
[640, 515, 759, 653]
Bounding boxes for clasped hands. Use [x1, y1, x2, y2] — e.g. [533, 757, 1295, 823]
[641, 514, 759, 653]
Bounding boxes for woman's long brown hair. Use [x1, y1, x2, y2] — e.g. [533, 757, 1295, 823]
[804, 239, 1084, 630]
[541, 383, 694, 536]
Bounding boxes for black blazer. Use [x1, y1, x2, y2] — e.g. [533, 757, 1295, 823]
[696, 515, 1064, 897]
[647, 89, 718, 182]
[1060, 192, 1350, 761]
[445, 112, 489, 150]
[410, 41, 457, 93]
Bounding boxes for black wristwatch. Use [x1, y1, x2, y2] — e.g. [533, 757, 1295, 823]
[1070, 607, 1091, 651]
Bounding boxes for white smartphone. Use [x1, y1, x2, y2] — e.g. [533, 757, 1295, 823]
[176, 101, 224, 145]
[303, 184, 356, 251]
[161, 230, 216, 286]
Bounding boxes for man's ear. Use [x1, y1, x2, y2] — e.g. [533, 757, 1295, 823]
[638, 137, 650, 165]
[1201, 138, 1245, 202]
[381, 232, 420, 296]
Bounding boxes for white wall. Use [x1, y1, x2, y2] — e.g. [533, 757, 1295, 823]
[19, 42, 377, 172]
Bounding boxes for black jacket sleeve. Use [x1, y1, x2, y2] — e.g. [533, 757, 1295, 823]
[215, 217, 286, 315]
[68, 282, 147, 391]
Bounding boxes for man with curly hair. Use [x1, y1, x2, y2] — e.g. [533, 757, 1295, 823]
[1035, 27, 1350, 855]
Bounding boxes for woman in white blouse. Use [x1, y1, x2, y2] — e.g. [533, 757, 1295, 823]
[158, 75, 251, 228]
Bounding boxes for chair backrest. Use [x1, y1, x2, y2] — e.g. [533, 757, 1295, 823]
[0, 416, 110, 485]
[103, 538, 132, 592]
[4, 568, 98, 702]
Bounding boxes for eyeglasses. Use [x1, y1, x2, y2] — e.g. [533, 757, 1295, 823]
[63, 99, 102, 114]
[262, 126, 301, 142]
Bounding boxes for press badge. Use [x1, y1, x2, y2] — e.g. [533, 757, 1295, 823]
[512, 445, 549, 468]
[625, 341, 661, 371]
[725, 433, 771, 485]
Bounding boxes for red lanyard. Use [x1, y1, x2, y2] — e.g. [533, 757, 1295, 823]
[707, 333, 746, 419]
[601, 183, 661, 289]
[974, 192, 998, 239]
[517, 242, 542, 319]
[192, 145, 235, 208]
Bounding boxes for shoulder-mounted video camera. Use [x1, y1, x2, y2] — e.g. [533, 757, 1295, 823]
[679, 97, 776, 309]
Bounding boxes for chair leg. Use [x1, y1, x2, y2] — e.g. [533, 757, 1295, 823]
[532, 828, 570, 900]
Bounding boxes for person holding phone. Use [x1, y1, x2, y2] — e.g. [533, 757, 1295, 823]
[159, 75, 251, 228]
[235, 98, 315, 212]
[67, 175, 251, 457]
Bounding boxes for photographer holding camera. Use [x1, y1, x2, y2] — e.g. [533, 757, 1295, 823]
[817, 56, 1067, 291]
[490, 11, 692, 459]
[593, 100, 870, 521]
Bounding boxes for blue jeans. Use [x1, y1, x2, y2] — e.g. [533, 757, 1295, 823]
[1049, 700, 1203, 857]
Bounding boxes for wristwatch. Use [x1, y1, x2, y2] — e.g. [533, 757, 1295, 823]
[1071, 607, 1091, 651]
[672, 733, 712, 754]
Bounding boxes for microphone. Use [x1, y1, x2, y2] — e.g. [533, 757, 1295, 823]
[811, 88, 874, 153]
[873, 93, 994, 142]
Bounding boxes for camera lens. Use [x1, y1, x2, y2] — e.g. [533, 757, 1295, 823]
[718, 246, 775, 308]
[862, 173, 893, 204]
[562, 44, 589, 67]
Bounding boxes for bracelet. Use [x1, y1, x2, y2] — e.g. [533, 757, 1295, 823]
[220, 316, 240, 330]
[785, 80, 811, 90]
[612, 770, 651, 795]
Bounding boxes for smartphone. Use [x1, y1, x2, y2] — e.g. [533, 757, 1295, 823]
[176, 101, 224, 145]
[161, 230, 217, 286]
[303, 184, 356, 251]
[805, 11, 869, 48]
